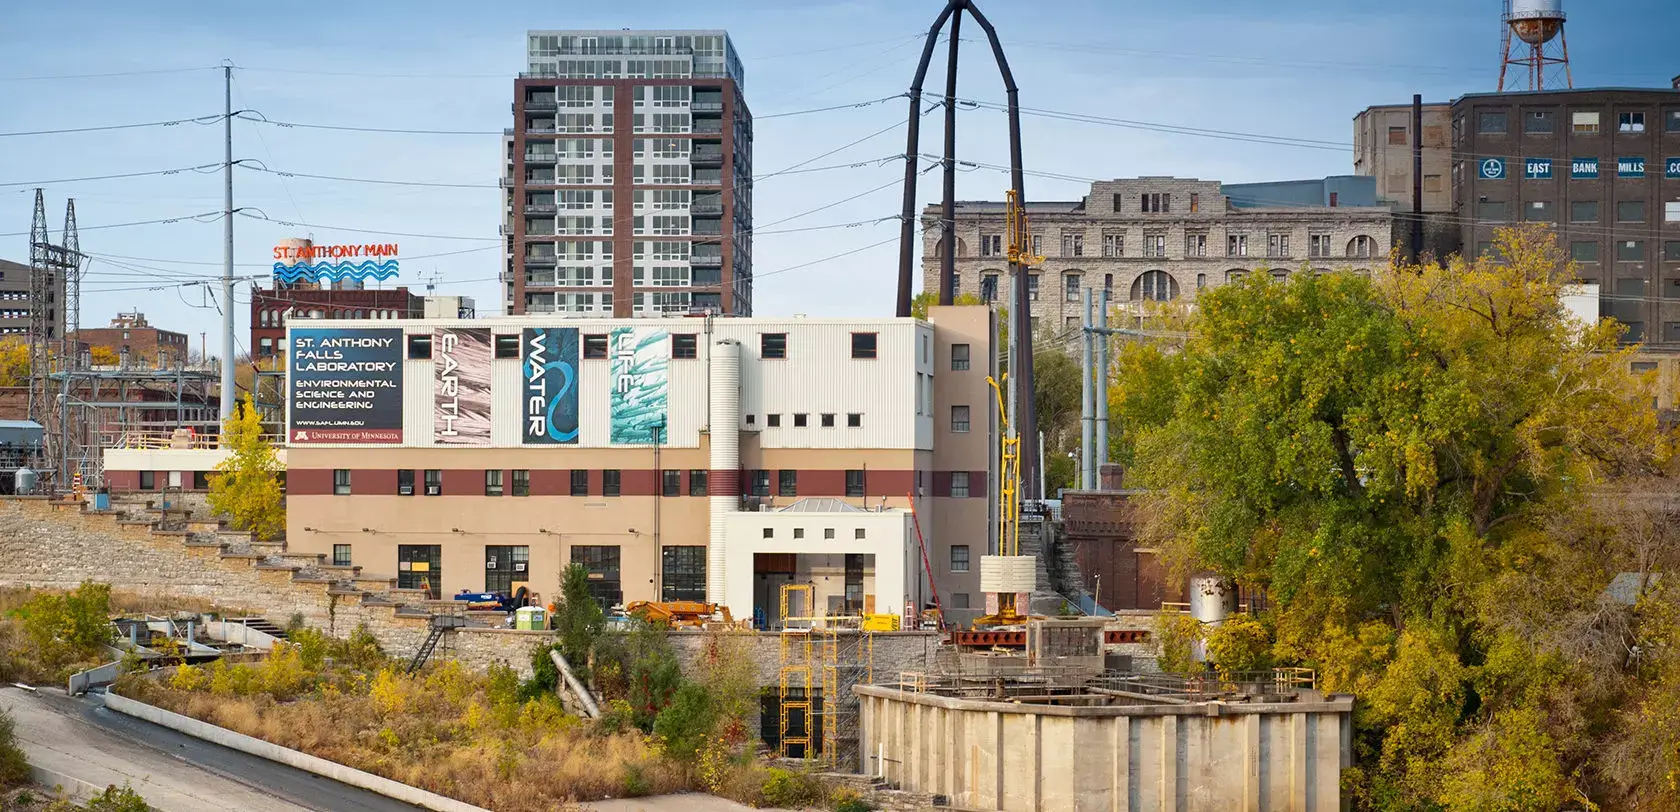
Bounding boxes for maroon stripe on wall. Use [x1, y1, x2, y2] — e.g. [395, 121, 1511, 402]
[288, 468, 333, 496]
[442, 469, 480, 496]
[105, 470, 139, 491]
[353, 469, 397, 496]
[619, 469, 656, 496]
[282, 468, 985, 498]
[530, 469, 568, 496]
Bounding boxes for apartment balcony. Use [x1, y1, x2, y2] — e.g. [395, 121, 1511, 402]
[525, 99, 558, 112]
[691, 101, 723, 113]
[691, 253, 724, 268]
[694, 120, 724, 134]
[690, 201, 723, 217]
[524, 152, 558, 164]
[526, 176, 556, 186]
[526, 125, 558, 135]
[524, 254, 557, 267]
[499, 177, 514, 188]
[694, 170, 723, 186]
[524, 203, 558, 215]
[692, 147, 724, 167]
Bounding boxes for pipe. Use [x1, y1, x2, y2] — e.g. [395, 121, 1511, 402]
[548, 649, 601, 718]
[706, 340, 741, 607]
[895, 1, 962, 318]
[1095, 287, 1109, 471]
[938, 7, 962, 307]
[1080, 286, 1094, 489]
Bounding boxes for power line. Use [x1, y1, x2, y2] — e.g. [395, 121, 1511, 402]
[0, 114, 223, 138]
[0, 163, 223, 188]
[0, 211, 222, 238]
[0, 66, 221, 81]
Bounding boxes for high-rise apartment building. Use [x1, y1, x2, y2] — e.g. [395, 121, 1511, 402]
[504, 30, 753, 318]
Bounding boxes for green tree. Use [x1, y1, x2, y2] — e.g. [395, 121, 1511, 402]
[554, 563, 604, 676]
[207, 394, 285, 540]
[652, 683, 716, 761]
[908, 290, 983, 319]
[1113, 226, 1662, 809]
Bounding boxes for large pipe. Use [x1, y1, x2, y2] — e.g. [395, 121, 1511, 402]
[706, 339, 742, 608]
[1080, 286, 1094, 489]
[895, 1, 962, 319]
[1095, 286, 1110, 471]
[938, 8, 962, 307]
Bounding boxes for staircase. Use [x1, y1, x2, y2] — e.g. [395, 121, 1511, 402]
[407, 614, 469, 673]
[227, 616, 289, 641]
[1019, 506, 1093, 616]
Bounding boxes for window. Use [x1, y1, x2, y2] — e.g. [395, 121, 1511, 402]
[139, 471, 155, 489]
[951, 545, 971, 573]
[1141, 192, 1171, 213]
[979, 274, 999, 302]
[1061, 232, 1083, 257]
[1668, 108, 1680, 132]
[1572, 111, 1600, 134]
[761, 332, 787, 359]
[793, 528, 805, 539]
[1310, 234, 1332, 258]
[672, 333, 698, 359]
[493, 334, 519, 359]
[1524, 109, 1555, 134]
[662, 469, 682, 497]
[1617, 241, 1646, 262]
[1619, 112, 1646, 133]
[1102, 234, 1124, 257]
[397, 545, 442, 599]
[424, 469, 442, 496]
[1387, 126, 1408, 145]
[854, 528, 867, 540]
[1185, 233, 1207, 257]
[661, 547, 706, 602]
[1666, 323, 1680, 343]
[1479, 111, 1508, 134]
[603, 469, 621, 497]
[850, 332, 878, 359]
[1525, 200, 1553, 221]
[333, 545, 352, 567]
[570, 546, 622, 608]
[1267, 233, 1290, 258]
[1571, 201, 1600, 222]
[571, 469, 589, 496]
[762, 527, 774, 538]
[1571, 241, 1600, 262]
[778, 470, 798, 497]
[397, 469, 415, 495]
[821, 413, 835, 428]
[846, 413, 862, 427]
[1665, 241, 1680, 262]
[1197, 273, 1207, 290]
[1669, 202, 1680, 223]
[1190, 193, 1200, 212]
[1618, 201, 1646, 223]
[1132, 270, 1178, 302]
[951, 405, 970, 433]
[951, 343, 970, 371]
[1227, 234, 1248, 257]
[482, 545, 530, 595]
[1350, 236, 1374, 258]
[845, 470, 865, 498]
[485, 469, 504, 496]
[1142, 233, 1166, 258]
[511, 469, 529, 497]
[766, 413, 781, 427]
[950, 471, 970, 498]
[980, 234, 1002, 256]
[333, 469, 351, 495]
[583, 334, 608, 359]
[689, 469, 708, 496]
[793, 413, 808, 428]
[748, 469, 770, 497]
[406, 334, 432, 359]
[1027, 274, 1039, 301]
[1479, 200, 1510, 221]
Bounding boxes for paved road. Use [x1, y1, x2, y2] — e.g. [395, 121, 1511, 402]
[0, 687, 425, 812]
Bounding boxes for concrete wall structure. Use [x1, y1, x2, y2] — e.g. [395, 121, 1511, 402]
[857, 686, 1354, 812]
[1352, 102, 1454, 213]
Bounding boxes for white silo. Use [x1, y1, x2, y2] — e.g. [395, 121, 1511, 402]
[274, 237, 317, 290]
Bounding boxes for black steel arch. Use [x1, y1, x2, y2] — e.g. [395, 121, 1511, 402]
[895, 0, 1039, 499]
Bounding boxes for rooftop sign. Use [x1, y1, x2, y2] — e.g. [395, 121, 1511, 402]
[273, 242, 400, 285]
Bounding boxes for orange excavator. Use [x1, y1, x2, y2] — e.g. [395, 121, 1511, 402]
[624, 601, 735, 628]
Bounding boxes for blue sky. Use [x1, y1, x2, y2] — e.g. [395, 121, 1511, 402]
[2, 0, 1676, 355]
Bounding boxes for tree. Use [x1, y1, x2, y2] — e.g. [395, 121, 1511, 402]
[0, 338, 28, 387]
[1113, 226, 1663, 809]
[554, 563, 604, 675]
[909, 290, 983, 319]
[89, 345, 120, 366]
[207, 393, 285, 540]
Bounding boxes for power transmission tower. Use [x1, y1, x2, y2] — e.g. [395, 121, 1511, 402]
[27, 190, 80, 489]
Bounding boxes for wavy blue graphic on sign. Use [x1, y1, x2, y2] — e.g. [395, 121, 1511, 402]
[272, 260, 401, 284]
[521, 328, 579, 445]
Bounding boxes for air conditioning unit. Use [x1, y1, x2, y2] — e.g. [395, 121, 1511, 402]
[426, 485, 442, 496]
[514, 562, 527, 572]
[486, 559, 497, 569]
[398, 484, 414, 495]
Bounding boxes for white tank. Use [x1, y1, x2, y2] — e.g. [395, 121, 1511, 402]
[706, 339, 742, 607]
[14, 466, 36, 495]
[274, 237, 317, 290]
[1189, 574, 1237, 663]
[1509, 0, 1564, 44]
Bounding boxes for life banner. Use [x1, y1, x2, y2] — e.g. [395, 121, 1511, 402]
[435, 328, 493, 446]
[288, 328, 403, 444]
[521, 327, 580, 445]
[609, 327, 670, 445]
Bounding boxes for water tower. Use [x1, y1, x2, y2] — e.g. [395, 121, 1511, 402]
[1499, 0, 1571, 92]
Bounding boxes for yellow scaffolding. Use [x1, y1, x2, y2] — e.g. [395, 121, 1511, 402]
[777, 583, 816, 759]
[777, 584, 876, 764]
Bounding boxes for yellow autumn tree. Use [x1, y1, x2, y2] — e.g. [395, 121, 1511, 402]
[88, 345, 120, 366]
[0, 338, 29, 386]
[207, 393, 285, 540]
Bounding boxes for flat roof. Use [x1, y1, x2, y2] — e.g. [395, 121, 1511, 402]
[1454, 86, 1680, 102]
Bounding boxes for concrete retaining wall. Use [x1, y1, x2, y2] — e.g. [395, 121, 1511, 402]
[104, 692, 491, 812]
[856, 686, 1354, 812]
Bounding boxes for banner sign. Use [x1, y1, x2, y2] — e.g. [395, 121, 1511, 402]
[521, 327, 580, 445]
[1617, 157, 1646, 178]
[1478, 157, 1506, 180]
[289, 328, 403, 444]
[1571, 157, 1598, 179]
[272, 242, 400, 284]
[609, 327, 670, 445]
[1523, 158, 1552, 180]
[435, 328, 492, 446]
[1667, 158, 1680, 179]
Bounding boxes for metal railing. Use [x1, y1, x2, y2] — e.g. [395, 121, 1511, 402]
[110, 430, 284, 450]
[691, 101, 723, 113]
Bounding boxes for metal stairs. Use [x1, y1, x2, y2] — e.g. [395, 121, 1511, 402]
[406, 614, 468, 673]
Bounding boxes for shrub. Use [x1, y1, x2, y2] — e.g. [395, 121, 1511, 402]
[652, 683, 716, 761]
[369, 668, 406, 715]
[760, 767, 824, 809]
[518, 643, 561, 701]
[1153, 610, 1203, 674]
[0, 707, 31, 790]
[168, 664, 207, 692]
[1205, 614, 1273, 680]
[80, 783, 151, 811]
[620, 763, 651, 797]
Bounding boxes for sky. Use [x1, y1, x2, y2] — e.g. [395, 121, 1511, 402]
[2, 0, 1677, 358]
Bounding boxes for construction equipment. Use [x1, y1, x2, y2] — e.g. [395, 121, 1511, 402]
[624, 600, 734, 628]
[861, 614, 901, 632]
[971, 373, 1032, 628]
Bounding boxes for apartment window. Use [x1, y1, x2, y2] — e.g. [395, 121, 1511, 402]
[845, 470, 865, 498]
[1102, 234, 1124, 257]
[583, 334, 608, 359]
[689, 470, 708, 497]
[767, 414, 781, 427]
[484, 469, 504, 496]
[1479, 200, 1510, 221]
[397, 469, 415, 496]
[1525, 200, 1553, 222]
[1667, 108, 1680, 132]
[950, 471, 970, 499]
[597, 469, 619, 497]
[661, 547, 707, 602]
[1310, 234, 1332, 258]
[1665, 241, 1680, 262]
[1227, 234, 1248, 257]
[749, 469, 770, 497]
[761, 333, 787, 359]
[1064, 273, 1081, 301]
[1571, 201, 1600, 222]
[1572, 111, 1600, 134]
[951, 545, 971, 573]
[1061, 232, 1084, 257]
[511, 469, 529, 497]
[1618, 201, 1647, 223]
[1617, 241, 1646, 262]
[778, 470, 798, 498]
[424, 469, 442, 496]
[1571, 241, 1600, 263]
[980, 234, 1002, 256]
[850, 332, 878, 359]
[1185, 232, 1207, 257]
[1524, 109, 1556, 134]
[493, 334, 519, 359]
[672, 333, 698, 359]
[1387, 126, 1407, 145]
[846, 413, 862, 428]
[1350, 236, 1374, 258]
[1619, 112, 1646, 133]
[1267, 233, 1290, 258]
[332, 545, 352, 567]
[570, 469, 589, 496]
[951, 405, 971, 433]
[1141, 193, 1171, 213]
[979, 274, 999, 302]
[951, 343, 970, 371]
[406, 334, 432, 359]
[1479, 111, 1508, 134]
[333, 469, 351, 495]
[1026, 274, 1039, 301]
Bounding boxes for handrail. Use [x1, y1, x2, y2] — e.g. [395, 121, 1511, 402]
[108, 430, 285, 450]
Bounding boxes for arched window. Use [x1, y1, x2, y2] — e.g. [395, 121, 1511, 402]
[1271, 269, 1289, 281]
[979, 272, 1000, 302]
[258, 310, 269, 327]
[1349, 235, 1374, 258]
[1196, 273, 1207, 290]
[1130, 270, 1178, 302]
[1103, 273, 1114, 294]
[1227, 269, 1249, 283]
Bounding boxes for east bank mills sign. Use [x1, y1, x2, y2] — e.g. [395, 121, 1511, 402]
[272, 242, 401, 285]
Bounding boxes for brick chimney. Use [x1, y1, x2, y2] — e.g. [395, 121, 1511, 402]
[1098, 463, 1126, 491]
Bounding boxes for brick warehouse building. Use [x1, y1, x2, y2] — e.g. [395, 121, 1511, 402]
[69, 311, 190, 369]
[505, 30, 753, 318]
[273, 307, 995, 626]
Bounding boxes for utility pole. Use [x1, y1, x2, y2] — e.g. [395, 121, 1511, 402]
[1410, 93, 1424, 264]
[1080, 287, 1094, 489]
[1094, 287, 1110, 473]
[220, 64, 236, 430]
[937, 8, 962, 307]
